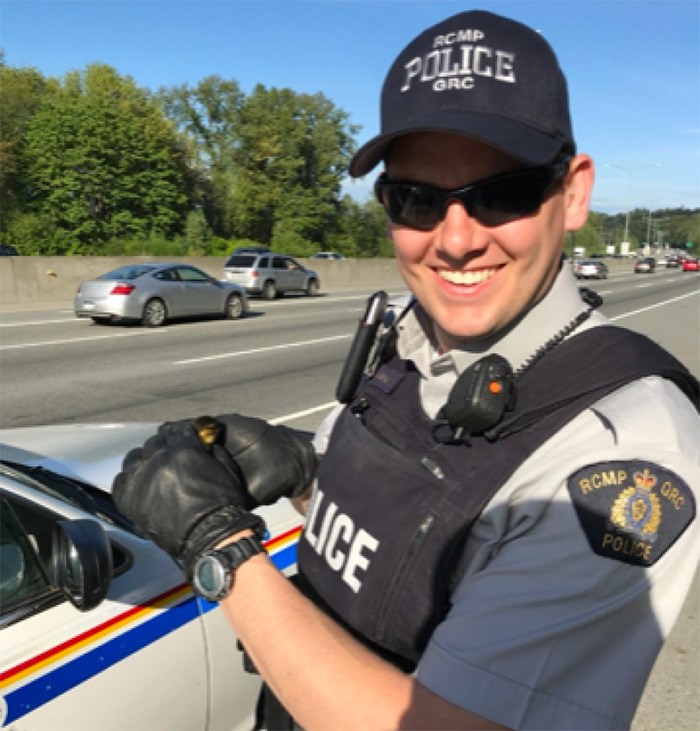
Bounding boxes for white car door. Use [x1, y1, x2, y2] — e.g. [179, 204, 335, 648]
[0, 485, 211, 731]
[0, 425, 303, 731]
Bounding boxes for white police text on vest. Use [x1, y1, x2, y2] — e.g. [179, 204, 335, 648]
[303, 489, 380, 593]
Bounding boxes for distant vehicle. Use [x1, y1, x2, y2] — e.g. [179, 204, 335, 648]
[574, 259, 608, 280]
[74, 263, 248, 326]
[665, 256, 680, 268]
[0, 422, 300, 730]
[311, 251, 346, 260]
[223, 253, 320, 299]
[682, 258, 699, 272]
[0, 244, 19, 256]
[634, 257, 656, 273]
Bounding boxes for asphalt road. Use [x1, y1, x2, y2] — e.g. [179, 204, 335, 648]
[1, 268, 699, 729]
[1, 270, 698, 431]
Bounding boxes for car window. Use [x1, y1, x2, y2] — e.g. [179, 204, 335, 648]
[285, 258, 302, 270]
[258, 256, 270, 268]
[99, 265, 158, 280]
[0, 496, 56, 624]
[153, 268, 177, 281]
[225, 255, 256, 268]
[272, 257, 287, 269]
[175, 266, 210, 282]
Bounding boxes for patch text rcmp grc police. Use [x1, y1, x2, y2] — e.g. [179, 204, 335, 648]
[567, 461, 695, 567]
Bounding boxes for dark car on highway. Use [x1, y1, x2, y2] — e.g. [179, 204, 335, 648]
[634, 257, 656, 273]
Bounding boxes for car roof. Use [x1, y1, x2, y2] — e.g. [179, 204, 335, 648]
[225, 252, 292, 263]
[98, 262, 209, 279]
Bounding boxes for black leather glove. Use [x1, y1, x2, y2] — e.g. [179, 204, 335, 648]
[112, 420, 265, 578]
[193, 413, 317, 506]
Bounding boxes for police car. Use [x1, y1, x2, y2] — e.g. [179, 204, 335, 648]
[0, 423, 302, 730]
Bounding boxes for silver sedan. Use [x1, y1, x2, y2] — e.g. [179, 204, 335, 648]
[74, 263, 249, 326]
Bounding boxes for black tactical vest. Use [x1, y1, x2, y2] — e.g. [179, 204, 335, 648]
[295, 327, 699, 669]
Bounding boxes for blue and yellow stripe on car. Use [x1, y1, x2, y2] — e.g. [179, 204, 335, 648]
[0, 526, 301, 727]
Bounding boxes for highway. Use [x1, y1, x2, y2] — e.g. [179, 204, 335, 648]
[1, 268, 698, 431]
[1, 266, 699, 729]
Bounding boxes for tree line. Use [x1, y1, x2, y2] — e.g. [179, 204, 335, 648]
[1, 59, 391, 258]
[1, 57, 697, 259]
[568, 207, 699, 257]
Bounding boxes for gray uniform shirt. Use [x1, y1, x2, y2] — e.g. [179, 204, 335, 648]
[314, 266, 700, 729]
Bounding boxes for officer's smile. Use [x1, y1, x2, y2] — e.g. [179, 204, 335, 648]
[436, 266, 499, 287]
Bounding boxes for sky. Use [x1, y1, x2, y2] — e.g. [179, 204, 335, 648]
[1, 0, 699, 214]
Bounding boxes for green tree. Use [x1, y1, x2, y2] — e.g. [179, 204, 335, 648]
[232, 85, 358, 252]
[0, 62, 56, 242]
[184, 209, 213, 253]
[337, 195, 392, 258]
[20, 64, 188, 253]
[158, 76, 244, 237]
[564, 219, 604, 258]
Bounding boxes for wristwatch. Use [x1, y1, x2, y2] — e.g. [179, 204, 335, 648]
[192, 535, 266, 601]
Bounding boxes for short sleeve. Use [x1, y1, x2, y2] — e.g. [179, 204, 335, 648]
[416, 379, 700, 730]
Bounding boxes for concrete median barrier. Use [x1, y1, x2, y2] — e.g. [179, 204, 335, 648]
[1, 255, 642, 310]
[0, 256, 408, 309]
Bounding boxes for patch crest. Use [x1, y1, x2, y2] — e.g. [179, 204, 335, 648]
[567, 461, 695, 566]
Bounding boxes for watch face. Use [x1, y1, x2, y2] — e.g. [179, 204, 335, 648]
[195, 555, 226, 599]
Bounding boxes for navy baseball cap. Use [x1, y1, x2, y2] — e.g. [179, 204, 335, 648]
[350, 10, 576, 177]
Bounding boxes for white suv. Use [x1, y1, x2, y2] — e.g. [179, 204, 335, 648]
[223, 253, 320, 299]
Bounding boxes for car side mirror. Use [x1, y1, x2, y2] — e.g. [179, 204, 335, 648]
[51, 519, 113, 611]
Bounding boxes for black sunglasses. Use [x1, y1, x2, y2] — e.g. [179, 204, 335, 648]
[374, 159, 571, 230]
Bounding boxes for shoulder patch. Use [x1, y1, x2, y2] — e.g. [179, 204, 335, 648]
[567, 461, 696, 566]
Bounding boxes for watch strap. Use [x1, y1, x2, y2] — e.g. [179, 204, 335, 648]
[218, 535, 266, 573]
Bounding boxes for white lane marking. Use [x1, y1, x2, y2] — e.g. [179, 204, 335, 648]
[247, 294, 373, 308]
[0, 329, 169, 350]
[0, 318, 78, 327]
[269, 402, 338, 425]
[610, 290, 699, 321]
[3, 289, 695, 353]
[0, 293, 377, 329]
[173, 334, 352, 365]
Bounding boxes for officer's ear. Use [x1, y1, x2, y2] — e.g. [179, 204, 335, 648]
[562, 154, 594, 232]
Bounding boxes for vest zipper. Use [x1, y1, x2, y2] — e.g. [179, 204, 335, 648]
[375, 513, 436, 642]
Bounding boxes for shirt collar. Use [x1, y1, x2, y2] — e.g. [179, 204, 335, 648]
[396, 264, 589, 379]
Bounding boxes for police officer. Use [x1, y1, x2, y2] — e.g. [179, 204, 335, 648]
[113, 10, 700, 730]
